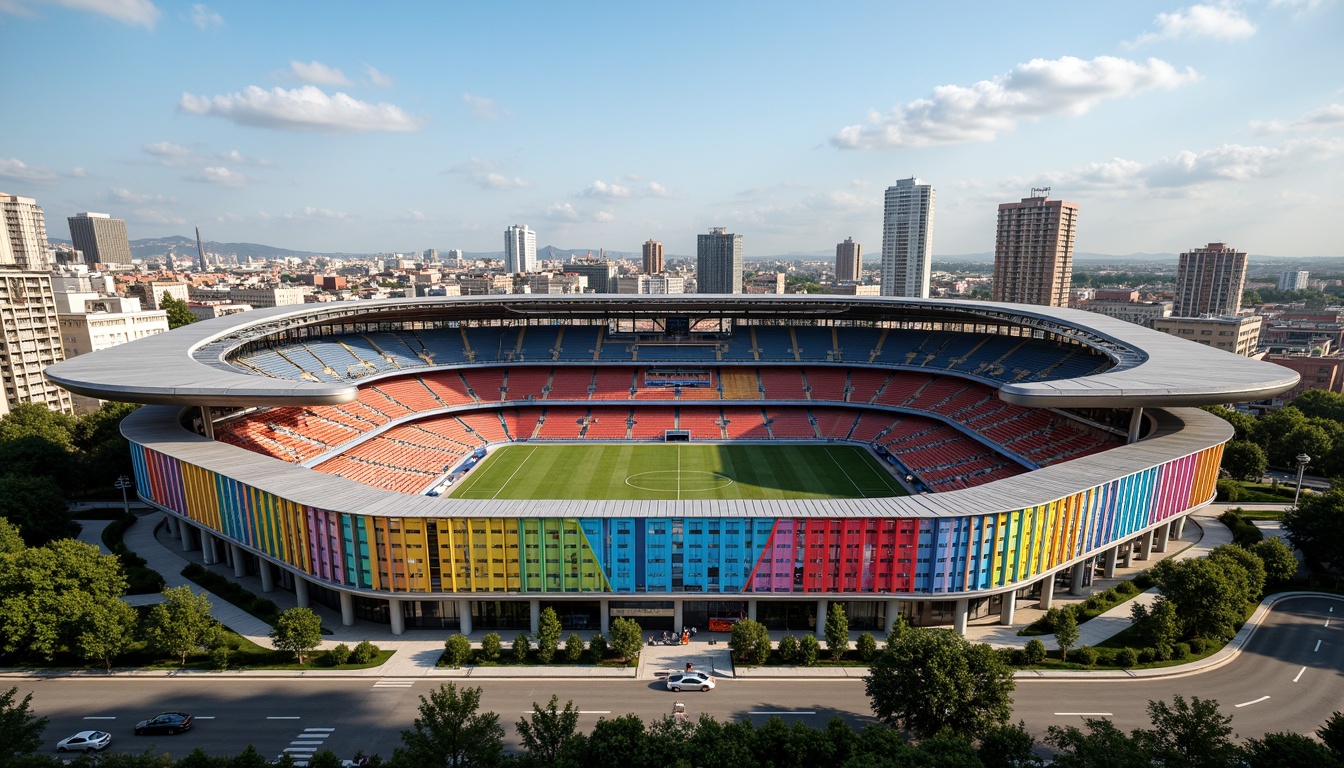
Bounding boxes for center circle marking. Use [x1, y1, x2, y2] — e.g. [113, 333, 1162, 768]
[625, 470, 734, 492]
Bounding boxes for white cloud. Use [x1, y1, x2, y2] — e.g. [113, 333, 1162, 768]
[186, 166, 248, 186]
[288, 60, 350, 86]
[215, 148, 272, 166]
[0, 157, 57, 181]
[1252, 103, 1344, 134]
[581, 180, 633, 199]
[446, 157, 531, 190]
[189, 3, 219, 29]
[404, 209, 427, 221]
[833, 56, 1199, 150]
[68, 166, 89, 178]
[364, 63, 393, 88]
[544, 202, 579, 221]
[646, 181, 673, 198]
[1127, 4, 1256, 47]
[179, 85, 424, 133]
[142, 140, 191, 163]
[593, 210, 615, 223]
[293, 206, 349, 220]
[2, 0, 161, 28]
[463, 93, 509, 121]
[107, 187, 175, 204]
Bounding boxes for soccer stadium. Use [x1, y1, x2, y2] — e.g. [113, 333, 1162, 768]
[47, 295, 1298, 636]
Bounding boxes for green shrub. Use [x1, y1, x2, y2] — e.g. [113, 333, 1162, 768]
[1074, 646, 1099, 667]
[1218, 508, 1264, 546]
[1133, 572, 1155, 590]
[1000, 647, 1024, 667]
[777, 635, 800, 664]
[856, 632, 877, 662]
[183, 562, 205, 578]
[1100, 588, 1118, 602]
[480, 633, 502, 662]
[326, 643, 351, 666]
[1083, 595, 1104, 612]
[798, 635, 820, 667]
[1188, 637, 1208, 655]
[588, 632, 608, 659]
[1138, 647, 1156, 664]
[1040, 607, 1063, 633]
[1216, 478, 1243, 502]
[210, 646, 230, 671]
[1115, 648, 1138, 668]
[1173, 642, 1191, 660]
[350, 640, 379, 665]
[1023, 639, 1047, 665]
[1116, 581, 1139, 597]
[251, 598, 279, 619]
[513, 633, 530, 664]
[443, 634, 472, 667]
[564, 633, 585, 663]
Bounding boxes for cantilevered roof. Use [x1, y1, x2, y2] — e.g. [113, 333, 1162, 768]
[45, 294, 1298, 408]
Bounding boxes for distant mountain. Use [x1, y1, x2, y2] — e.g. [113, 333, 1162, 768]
[51, 235, 369, 262]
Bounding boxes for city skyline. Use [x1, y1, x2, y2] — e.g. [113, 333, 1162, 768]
[2, 2, 1341, 258]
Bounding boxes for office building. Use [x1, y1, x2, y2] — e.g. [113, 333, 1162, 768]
[1173, 243, 1247, 317]
[68, 213, 132, 267]
[504, 225, 537, 273]
[1279, 270, 1310, 292]
[836, 237, 862, 283]
[1152, 314, 1262, 357]
[0, 193, 53, 271]
[1080, 299, 1173, 329]
[423, 248, 439, 264]
[881, 179, 935, 297]
[615, 274, 686, 294]
[228, 285, 306, 308]
[822, 283, 881, 297]
[992, 191, 1079, 307]
[567, 261, 617, 293]
[1262, 351, 1344, 402]
[642, 240, 664, 275]
[447, 249, 464, 266]
[56, 293, 168, 413]
[744, 272, 786, 294]
[697, 227, 743, 294]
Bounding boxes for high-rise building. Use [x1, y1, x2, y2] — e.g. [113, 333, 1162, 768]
[642, 240, 664, 275]
[423, 248, 439, 264]
[836, 237, 862, 283]
[0, 193, 53, 271]
[880, 178, 935, 298]
[696, 227, 743, 294]
[1173, 242, 1247, 317]
[67, 212, 132, 267]
[992, 190, 1079, 307]
[567, 260, 616, 293]
[448, 249, 464, 266]
[1279, 270, 1310, 292]
[504, 225, 537, 273]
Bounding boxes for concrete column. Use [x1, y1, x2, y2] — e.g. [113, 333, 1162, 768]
[231, 544, 247, 578]
[199, 405, 215, 439]
[340, 592, 355, 627]
[1103, 547, 1119, 579]
[1139, 531, 1154, 560]
[885, 599, 901, 633]
[1155, 522, 1171, 553]
[1039, 577, 1055, 610]
[388, 598, 404, 636]
[294, 576, 310, 609]
[529, 600, 541, 635]
[199, 531, 215, 564]
[747, 600, 758, 622]
[1174, 515, 1187, 540]
[599, 599, 610, 636]
[673, 601, 685, 634]
[164, 514, 178, 537]
[999, 592, 1016, 626]
[259, 560, 275, 593]
[953, 598, 969, 636]
[458, 600, 473, 635]
[1069, 562, 1087, 596]
[1128, 407, 1145, 444]
[1120, 543, 1132, 568]
[815, 599, 828, 640]
[179, 521, 193, 551]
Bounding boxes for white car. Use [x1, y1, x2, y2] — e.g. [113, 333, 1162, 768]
[665, 671, 715, 692]
[57, 730, 111, 753]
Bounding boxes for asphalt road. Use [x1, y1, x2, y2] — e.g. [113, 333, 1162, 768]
[18, 595, 1342, 762]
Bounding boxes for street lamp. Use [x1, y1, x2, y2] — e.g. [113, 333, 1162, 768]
[114, 475, 133, 518]
[1293, 454, 1311, 507]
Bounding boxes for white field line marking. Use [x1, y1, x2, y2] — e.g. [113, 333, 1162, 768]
[1235, 696, 1271, 708]
[1055, 712, 1114, 716]
[748, 710, 817, 715]
[267, 716, 301, 720]
[824, 447, 867, 498]
[1294, 666, 1307, 683]
[492, 447, 536, 500]
[83, 716, 116, 720]
[677, 445, 681, 501]
[1316, 639, 1323, 652]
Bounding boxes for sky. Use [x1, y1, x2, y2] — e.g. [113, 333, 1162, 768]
[1, 1, 1341, 259]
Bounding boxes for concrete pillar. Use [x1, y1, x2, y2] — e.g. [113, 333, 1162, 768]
[885, 599, 901, 633]
[1155, 522, 1171, 553]
[953, 598, 969, 636]
[1174, 515, 1187, 540]
[1120, 543, 1132, 568]
[674, 601, 685, 634]
[999, 592, 1016, 626]
[1139, 531, 1154, 560]
[1103, 547, 1119, 579]
[164, 514, 177, 537]
[231, 544, 247, 578]
[599, 599, 610, 636]
[294, 576, 310, 609]
[179, 521, 193, 551]
[340, 592, 355, 627]
[388, 598, 404, 636]
[199, 405, 215, 439]
[1128, 407, 1145, 444]
[1039, 576, 1055, 610]
[259, 560, 275, 593]
[747, 600, 758, 622]
[815, 599, 828, 640]
[1069, 562, 1087, 596]
[199, 531, 216, 564]
[529, 599, 541, 635]
[458, 600, 473, 635]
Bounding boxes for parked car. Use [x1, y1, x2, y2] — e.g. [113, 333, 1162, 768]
[665, 671, 715, 692]
[133, 712, 194, 735]
[57, 730, 111, 753]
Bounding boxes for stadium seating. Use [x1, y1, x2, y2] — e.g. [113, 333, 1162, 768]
[548, 368, 596, 399]
[536, 407, 588, 439]
[504, 368, 550, 402]
[758, 368, 806, 399]
[592, 368, 637, 400]
[676, 407, 726, 440]
[722, 407, 769, 438]
[587, 407, 635, 439]
[766, 408, 816, 439]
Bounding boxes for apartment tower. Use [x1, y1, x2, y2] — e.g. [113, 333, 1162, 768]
[992, 190, 1079, 307]
[1173, 242, 1247, 317]
[696, 227, 743, 294]
[0, 193, 73, 414]
[68, 212, 132, 266]
[642, 240, 664, 275]
[504, 224, 537, 273]
[880, 178, 935, 298]
[836, 237, 861, 283]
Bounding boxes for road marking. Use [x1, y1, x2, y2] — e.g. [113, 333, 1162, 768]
[1235, 696, 1271, 708]
[1054, 712, 1113, 716]
[284, 747, 318, 753]
[290, 741, 325, 746]
[83, 716, 115, 720]
[1294, 666, 1307, 683]
[373, 680, 415, 688]
[194, 716, 216, 720]
[1326, 619, 1331, 627]
[267, 716, 301, 720]
[302, 728, 335, 732]
[1316, 640, 1323, 652]
[748, 711, 817, 715]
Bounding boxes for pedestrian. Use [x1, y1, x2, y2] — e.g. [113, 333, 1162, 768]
[685, 662, 693, 672]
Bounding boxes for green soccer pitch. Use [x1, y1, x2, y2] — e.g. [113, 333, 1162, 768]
[447, 443, 909, 501]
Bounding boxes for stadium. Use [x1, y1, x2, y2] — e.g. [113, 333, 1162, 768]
[47, 295, 1298, 637]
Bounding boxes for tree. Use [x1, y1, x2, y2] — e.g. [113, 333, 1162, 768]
[1242, 732, 1341, 768]
[824, 602, 849, 662]
[564, 633, 584, 663]
[0, 518, 24, 556]
[1054, 608, 1079, 663]
[1293, 389, 1344, 424]
[1276, 423, 1332, 471]
[1046, 718, 1151, 768]
[536, 607, 561, 664]
[0, 475, 76, 547]
[443, 634, 472, 667]
[479, 633, 501, 662]
[1321, 711, 1344, 761]
[1283, 490, 1344, 569]
[146, 585, 219, 665]
[978, 722, 1043, 768]
[76, 599, 138, 671]
[0, 437, 78, 489]
[0, 686, 47, 761]
[1210, 543, 1266, 601]
[1150, 553, 1255, 640]
[1199, 405, 1256, 441]
[884, 613, 909, 648]
[161, 292, 197, 329]
[0, 538, 127, 658]
[1221, 440, 1267, 481]
[1022, 638, 1046, 665]
[1134, 695, 1241, 768]
[270, 607, 323, 664]
[392, 683, 503, 768]
[798, 634, 820, 666]
[608, 617, 643, 662]
[855, 632, 878, 662]
[516, 695, 579, 767]
[864, 627, 1015, 739]
[1131, 598, 1181, 656]
[513, 632, 530, 664]
[729, 618, 772, 666]
[0, 402, 76, 448]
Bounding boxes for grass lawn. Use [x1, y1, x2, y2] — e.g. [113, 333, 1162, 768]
[448, 443, 908, 501]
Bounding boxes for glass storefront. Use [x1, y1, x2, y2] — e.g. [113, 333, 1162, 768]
[541, 600, 600, 630]
[471, 600, 532, 630]
[755, 600, 816, 631]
